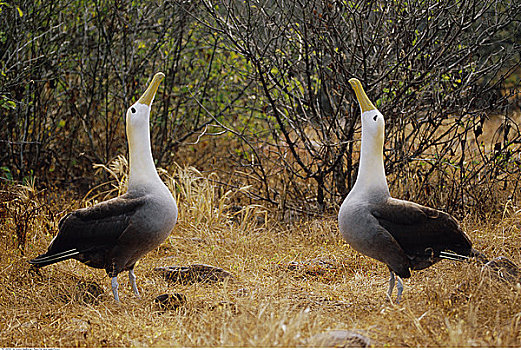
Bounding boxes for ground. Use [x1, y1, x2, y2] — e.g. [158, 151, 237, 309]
[1, 170, 521, 347]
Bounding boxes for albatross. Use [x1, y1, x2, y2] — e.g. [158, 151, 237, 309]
[29, 72, 177, 302]
[338, 78, 485, 302]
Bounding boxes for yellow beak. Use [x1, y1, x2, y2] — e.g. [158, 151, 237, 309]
[138, 72, 165, 106]
[348, 78, 376, 113]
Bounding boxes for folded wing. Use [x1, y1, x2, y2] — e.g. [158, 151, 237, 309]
[29, 194, 146, 269]
[371, 197, 473, 270]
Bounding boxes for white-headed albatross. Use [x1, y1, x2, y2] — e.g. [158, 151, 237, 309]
[338, 78, 486, 302]
[29, 72, 178, 302]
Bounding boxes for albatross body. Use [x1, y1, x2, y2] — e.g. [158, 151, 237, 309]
[29, 73, 177, 302]
[338, 78, 482, 302]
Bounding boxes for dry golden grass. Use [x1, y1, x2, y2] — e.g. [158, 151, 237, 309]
[1, 164, 521, 347]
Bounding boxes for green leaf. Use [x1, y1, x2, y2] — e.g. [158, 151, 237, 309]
[16, 6, 23, 17]
[0, 166, 12, 181]
[1, 98, 16, 110]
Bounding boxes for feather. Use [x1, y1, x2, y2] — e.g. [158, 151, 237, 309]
[29, 194, 146, 271]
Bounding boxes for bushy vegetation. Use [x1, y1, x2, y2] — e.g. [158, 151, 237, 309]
[1, 0, 520, 216]
[199, 0, 521, 215]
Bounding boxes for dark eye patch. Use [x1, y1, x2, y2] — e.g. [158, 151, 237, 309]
[131, 107, 136, 113]
[373, 115, 377, 121]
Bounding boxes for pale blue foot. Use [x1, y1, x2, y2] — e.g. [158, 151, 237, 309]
[396, 276, 404, 303]
[388, 270, 396, 298]
[111, 276, 120, 302]
[129, 269, 140, 297]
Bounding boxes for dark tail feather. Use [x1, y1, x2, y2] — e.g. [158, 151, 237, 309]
[29, 249, 79, 268]
[439, 249, 489, 264]
[439, 251, 469, 261]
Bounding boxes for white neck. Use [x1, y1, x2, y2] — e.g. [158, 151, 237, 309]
[127, 120, 162, 190]
[350, 116, 389, 198]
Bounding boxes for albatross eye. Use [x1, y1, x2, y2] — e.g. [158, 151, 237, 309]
[373, 115, 377, 121]
[131, 107, 136, 113]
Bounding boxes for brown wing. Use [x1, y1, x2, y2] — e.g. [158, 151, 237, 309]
[30, 193, 146, 268]
[371, 197, 472, 261]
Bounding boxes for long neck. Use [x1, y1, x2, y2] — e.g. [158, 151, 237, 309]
[127, 121, 162, 190]
[352, 124, 389, 197]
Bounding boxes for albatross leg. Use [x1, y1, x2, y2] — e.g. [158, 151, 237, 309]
[396, 275, 404, 303]
[387, 269, 396, 300]
[129, 268, 140, 297]
[111, 276, 120, 302]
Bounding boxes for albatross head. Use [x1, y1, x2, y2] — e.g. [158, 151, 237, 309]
[126, 72, 165, 189]
[126, 72, 165, 130]
[346, 78, 389, 198]
[348, 78, 385, 144]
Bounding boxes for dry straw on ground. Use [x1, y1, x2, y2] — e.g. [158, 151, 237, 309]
[1, 164, 521, 347]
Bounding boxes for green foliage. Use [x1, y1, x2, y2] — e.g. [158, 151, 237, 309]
[0, 94, 16, 110]
[0, 166, 13, 181]
[1, 0, 520, 216]
[0, 0, 257, 185]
